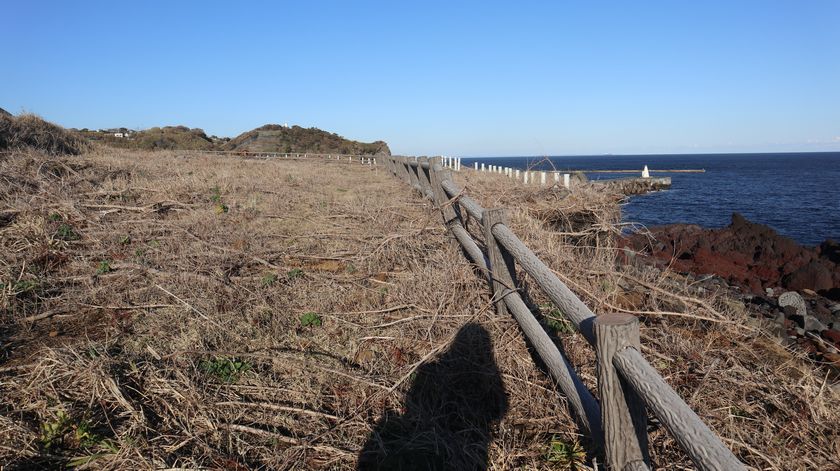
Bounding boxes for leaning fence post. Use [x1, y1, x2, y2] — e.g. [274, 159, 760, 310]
[482, 209, 517, 317]
[396, 157, 406, 181]
[430, 158, 457, 224]
[417, 157, 433, 197]
[399, 157, 410, 183]
[406, 158, 421, 190]
[596, 313, 651, 471]
[394, 157, 408, 183]
[403, 157, 413, 184]
[430, 158, 462, 252]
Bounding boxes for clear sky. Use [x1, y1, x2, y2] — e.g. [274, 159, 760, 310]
[3, 1, 839, 156]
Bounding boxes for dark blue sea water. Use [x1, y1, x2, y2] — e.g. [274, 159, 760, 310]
[460, 153, 840, 246]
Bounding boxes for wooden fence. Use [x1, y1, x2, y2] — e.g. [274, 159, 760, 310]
[383, 155, 746, 471]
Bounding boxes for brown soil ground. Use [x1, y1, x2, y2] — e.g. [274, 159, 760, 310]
[1, 150, 838, 470]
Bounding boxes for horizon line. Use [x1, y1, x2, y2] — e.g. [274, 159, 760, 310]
[455, 150, 840, 158]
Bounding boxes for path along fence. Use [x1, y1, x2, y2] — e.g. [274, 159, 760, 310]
[382, 155, 746, 471]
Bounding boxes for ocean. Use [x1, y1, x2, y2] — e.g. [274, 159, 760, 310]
[460, 152, 840, 246]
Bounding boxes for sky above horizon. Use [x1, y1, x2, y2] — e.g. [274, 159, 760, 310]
[3, 1, 839, 156]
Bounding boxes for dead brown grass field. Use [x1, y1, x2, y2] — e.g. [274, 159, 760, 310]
[0, 149, 837, 470]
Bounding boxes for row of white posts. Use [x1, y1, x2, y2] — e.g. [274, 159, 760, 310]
[323, 154, 377, 166]
[443, 156, 461, 171]
[405, 156, 462, 171]
[472, 162, 572, 188]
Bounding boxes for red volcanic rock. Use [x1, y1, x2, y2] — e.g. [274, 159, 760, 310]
[622, 213, 840, 298]
[822, 329, 840, 348]
[784, 261, 834, 292]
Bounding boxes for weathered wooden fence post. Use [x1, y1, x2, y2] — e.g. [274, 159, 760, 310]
[482, 209, 517, 317]
[402, 157, 412, 184]
[595, 313, 651, 471]
[430, 158, 457, 223]
[417, 157, 432, 197]
[398, 157, 411, 185]
[406, 158, 421, 191]
[430, 157, 461, 252]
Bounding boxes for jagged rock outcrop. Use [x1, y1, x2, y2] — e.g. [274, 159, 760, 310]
[622, 213, 840, 299]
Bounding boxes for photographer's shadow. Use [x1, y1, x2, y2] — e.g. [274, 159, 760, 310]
[358, 323, 508, 470]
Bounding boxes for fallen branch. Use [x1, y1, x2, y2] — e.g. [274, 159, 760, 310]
[227, 424, 354, 457]
[21, 308, 69, 323]
[589, 269, 727, 320]
[80, 200, 191, 213]
[154, 283, 223, 328]
[551, 268, 739, 325]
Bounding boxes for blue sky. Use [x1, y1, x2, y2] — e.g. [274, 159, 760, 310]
[3, 1, 839, 156]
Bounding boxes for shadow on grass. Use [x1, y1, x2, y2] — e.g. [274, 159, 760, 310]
[358, 323, 508, 470]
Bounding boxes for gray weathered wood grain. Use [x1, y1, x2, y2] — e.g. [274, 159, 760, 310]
[500, 274, 603, 443]
[483, 209, 516, 318]
[405, 157, 422, 192]
[449, 223, 490, 280]
[440, 180, 484, 220]
[613, 348, 746, 471]
[491, 223, 597, 345]
[595, 313, 650, 470]
[417, 157, 433, 195]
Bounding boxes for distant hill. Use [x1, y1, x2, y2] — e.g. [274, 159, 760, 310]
[0, 107, 11, 118]
[83, 123, 390, 155]
[223, 124, 390, 155]
[81, 126, 217, 151]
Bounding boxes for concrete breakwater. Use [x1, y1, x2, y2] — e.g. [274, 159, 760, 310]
[600, 176, 672, 195]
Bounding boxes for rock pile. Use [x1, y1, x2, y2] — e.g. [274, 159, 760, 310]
[622, 213, 840, 299]
[621, 213, 840, 368]
[746, 290, 840, 367]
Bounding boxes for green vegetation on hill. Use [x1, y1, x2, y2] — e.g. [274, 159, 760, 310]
[81, 126, 217, 151]
[223, 124, 390, 155]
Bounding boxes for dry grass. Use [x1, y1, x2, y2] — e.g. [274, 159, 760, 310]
[0, 150, 837, 470]
[0, 149, 581, 470]
[0, 114, 91, 155]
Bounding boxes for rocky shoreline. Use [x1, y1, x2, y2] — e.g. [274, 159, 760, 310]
[620, 213, 840, 369]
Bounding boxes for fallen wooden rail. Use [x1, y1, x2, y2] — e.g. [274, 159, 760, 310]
[385, 155, 746, 471]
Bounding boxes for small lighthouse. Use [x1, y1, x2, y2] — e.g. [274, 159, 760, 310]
[641, 165, 650, 178]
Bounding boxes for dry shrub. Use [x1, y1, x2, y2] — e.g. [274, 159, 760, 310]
[455, 167, 840, 469]
[0, 113, 91, 155]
